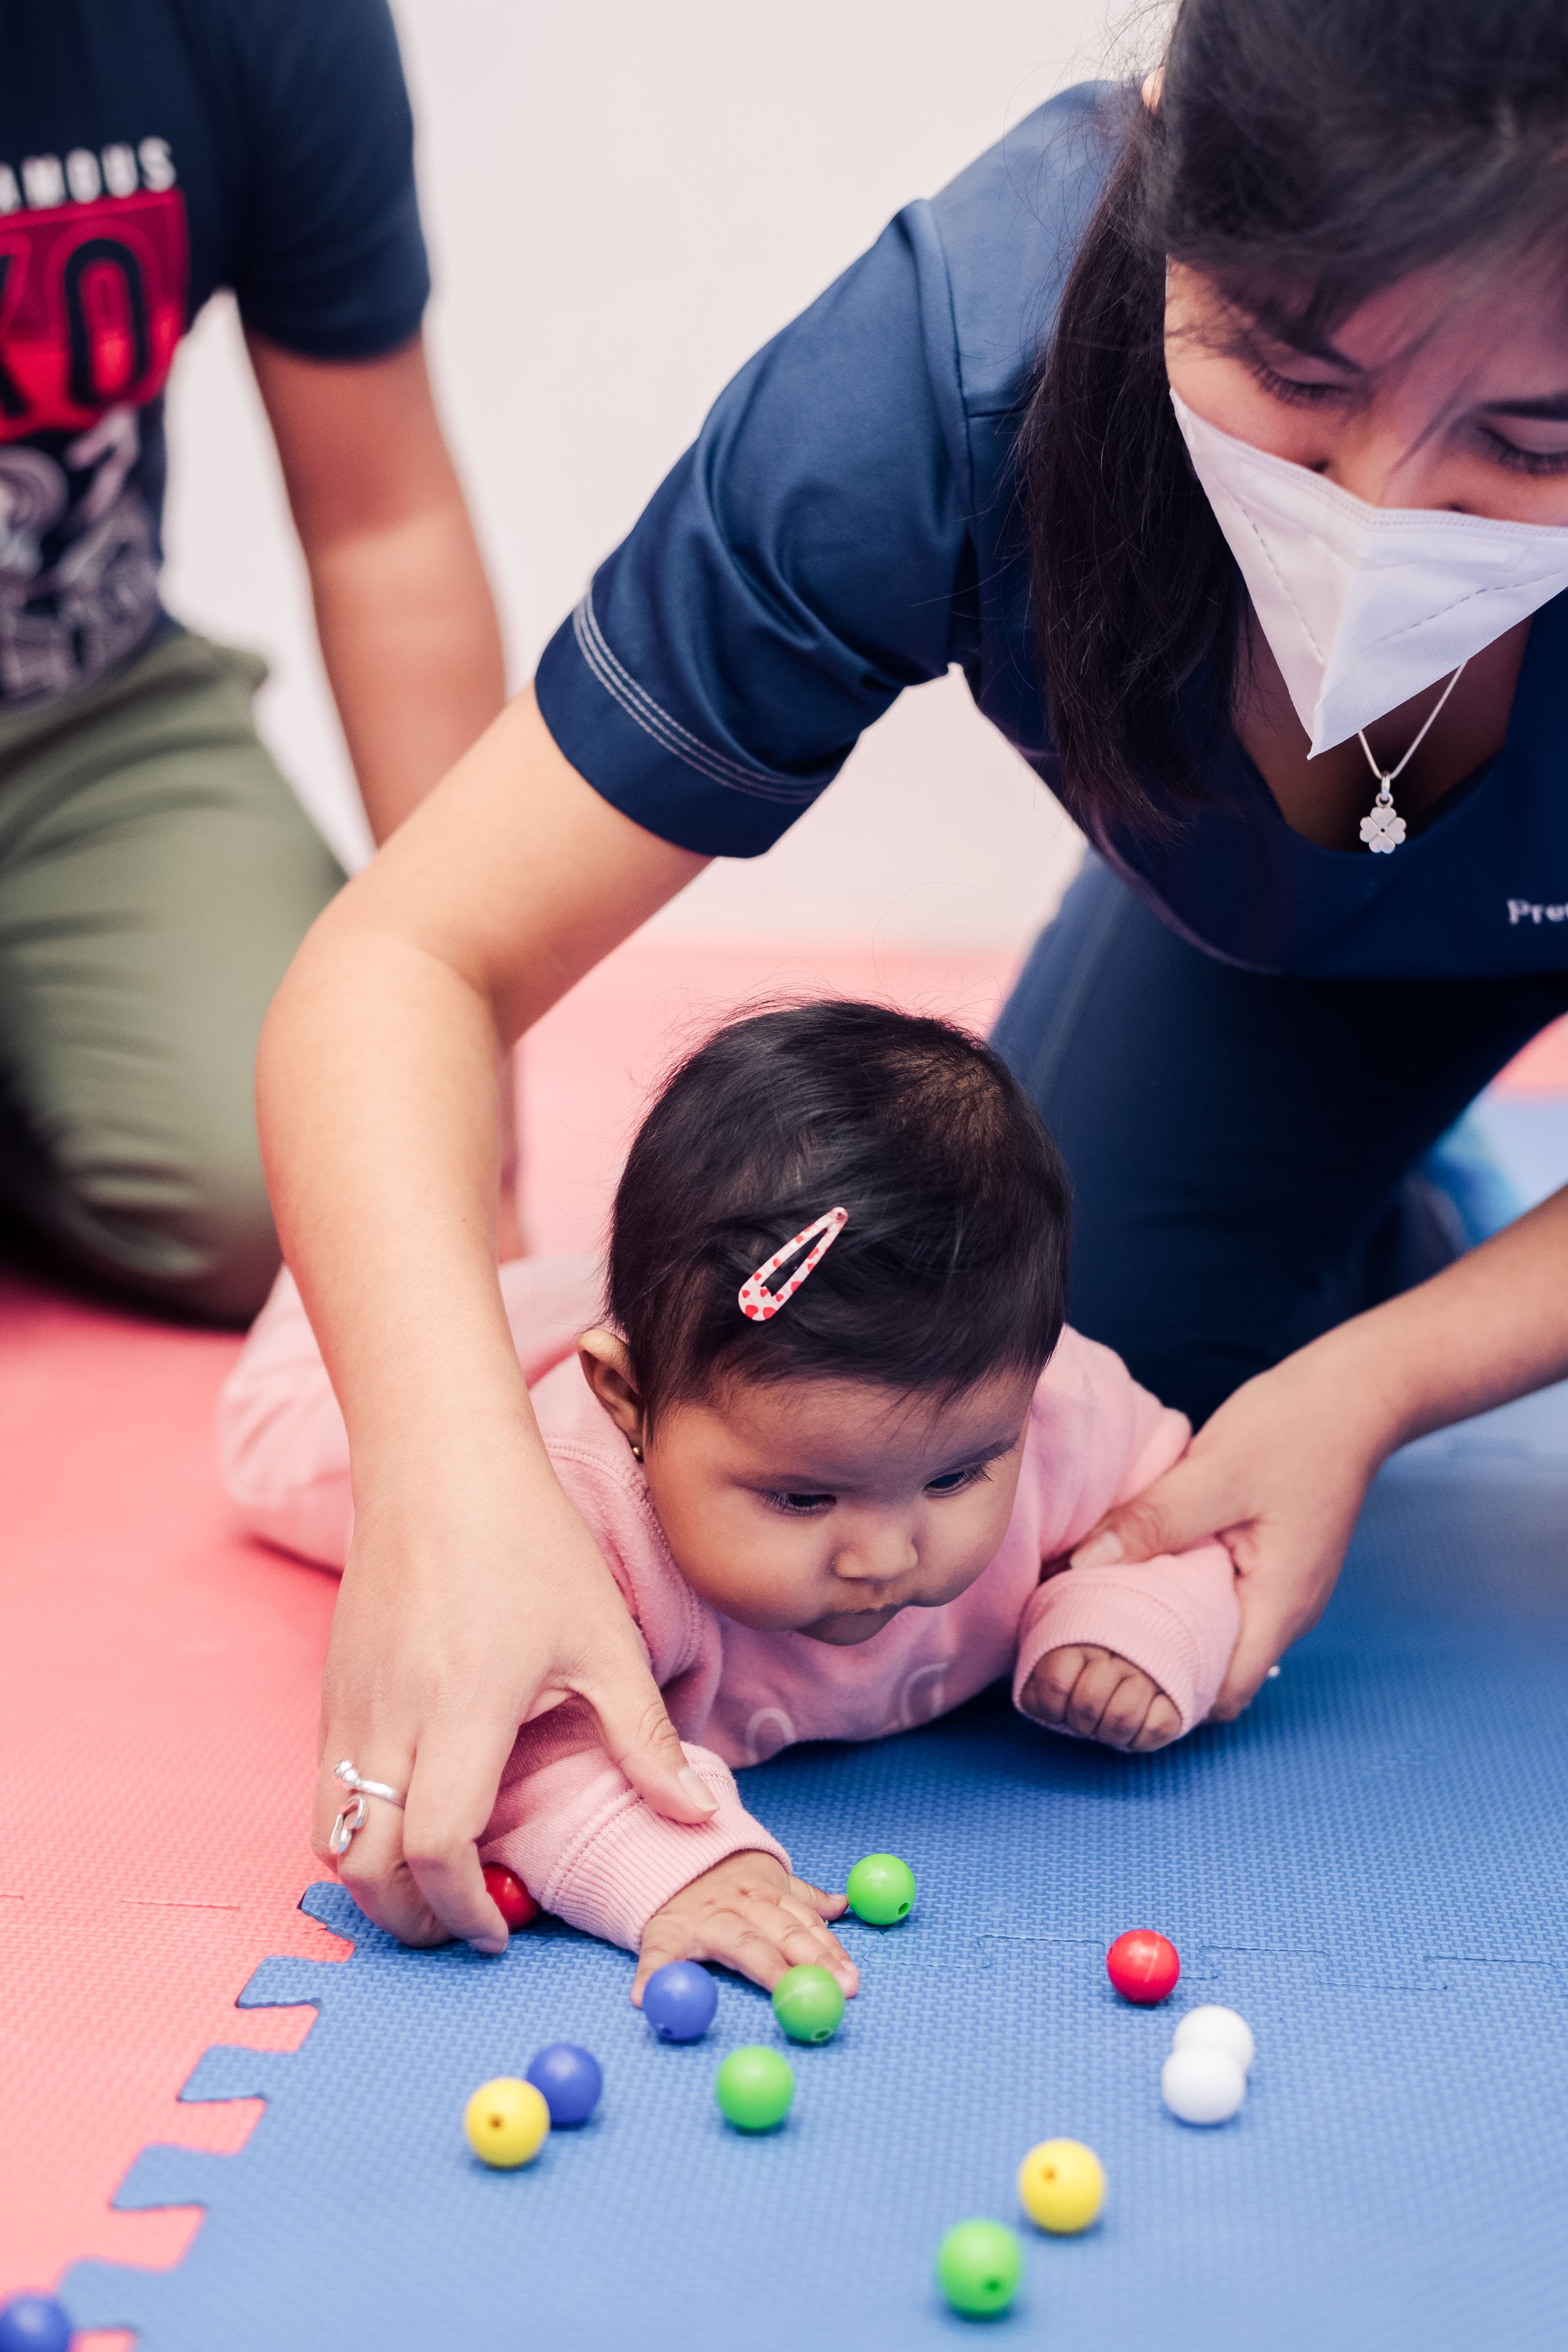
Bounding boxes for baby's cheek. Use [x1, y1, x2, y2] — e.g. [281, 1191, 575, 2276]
[668, 1512, 833, 1633]
[922, 1496, 1016, 1606]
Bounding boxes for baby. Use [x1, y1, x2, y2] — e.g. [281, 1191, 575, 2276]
[221, 1001, 1236, 2003]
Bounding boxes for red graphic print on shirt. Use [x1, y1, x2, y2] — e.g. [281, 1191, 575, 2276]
[0, 188, 188, 438]
[0, 176, 190, 701]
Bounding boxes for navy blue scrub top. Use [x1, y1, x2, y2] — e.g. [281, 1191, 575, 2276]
[535, 82, 1568, 983]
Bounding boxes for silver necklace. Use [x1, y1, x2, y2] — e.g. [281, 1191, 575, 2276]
[1356, 662, 1468, 853]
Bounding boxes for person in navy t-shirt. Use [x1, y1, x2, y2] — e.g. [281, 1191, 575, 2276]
[258, 2, 1568, 1955]
[0, 0, 506, 1320]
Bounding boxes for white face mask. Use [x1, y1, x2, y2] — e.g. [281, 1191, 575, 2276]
[1171, 388, 1568, 756]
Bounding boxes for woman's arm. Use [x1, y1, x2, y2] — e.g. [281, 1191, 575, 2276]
[1067, 1183, 1568, 1716]
[248, 331, 505, 847]
[256, 689, 714, 1951]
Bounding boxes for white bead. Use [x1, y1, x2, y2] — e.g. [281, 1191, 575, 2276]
[1171, 2004, 1255, 2074]
[1161, 2045, 1246, 2125]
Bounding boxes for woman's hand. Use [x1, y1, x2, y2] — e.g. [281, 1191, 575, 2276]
[1066, 1345, 1387, 1723]
[312, 1420, 719, 1954]
[1064, 1188, 1568, 1723]
[631, 1854, 859, 2002]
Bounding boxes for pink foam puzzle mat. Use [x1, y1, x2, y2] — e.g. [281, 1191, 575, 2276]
[3, 938, 1567, 2347]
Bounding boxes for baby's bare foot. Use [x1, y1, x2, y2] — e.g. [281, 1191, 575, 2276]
[1021, 1645, 1182, 1752]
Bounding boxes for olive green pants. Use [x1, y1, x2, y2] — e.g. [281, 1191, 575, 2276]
[0, 629, 344, 1324]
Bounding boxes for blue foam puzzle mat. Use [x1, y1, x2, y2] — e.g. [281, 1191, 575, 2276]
[60, 1372, 1568, 2352]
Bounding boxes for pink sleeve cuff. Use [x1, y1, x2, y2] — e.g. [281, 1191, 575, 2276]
[481, 1743, 791, 1953]
[1012, 1543, 1239, 1737]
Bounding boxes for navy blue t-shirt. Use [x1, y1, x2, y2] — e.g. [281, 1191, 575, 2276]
[536, 83, 1568, 982]
[0, 0, 428, 707]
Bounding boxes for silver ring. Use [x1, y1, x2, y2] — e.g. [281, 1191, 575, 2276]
[328, 1757, 407, 1856]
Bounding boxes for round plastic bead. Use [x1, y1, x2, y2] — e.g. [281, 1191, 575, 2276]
[934, 2219, 1022, 2318]
[714, 2045, 795, 2132]
[642, 1958, 719, 2041]
[1161, 2044, 1247, 2125]
[482, 1863, 538, 1933]
[770, 1964, 845, 2044]
[1172, 2004, 1255, 2074]
[0, 2296, 73, 2352]
[1016, 2137, 1106, 2234]
[1106, 1927, 1181, 2004]
[525, 2042, 603, 2126]
[463, 2075, 551, 2167]
[845, 1852, 917, 1926]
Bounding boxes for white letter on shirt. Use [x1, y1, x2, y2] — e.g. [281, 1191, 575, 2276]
[22, 156, 66, 208]
[65, 149, 101, 203]
[138, 138, 176, 193]
[102, 145, 138, 198]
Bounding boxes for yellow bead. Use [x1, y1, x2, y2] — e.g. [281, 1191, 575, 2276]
[464, 2076, 550, 2168]
[1016, 2137, 1106, 2234]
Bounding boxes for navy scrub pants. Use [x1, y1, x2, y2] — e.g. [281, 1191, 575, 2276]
[992, 857, 1568, 1426]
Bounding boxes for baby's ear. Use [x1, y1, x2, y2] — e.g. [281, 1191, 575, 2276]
[577, 1328, 645, 1444]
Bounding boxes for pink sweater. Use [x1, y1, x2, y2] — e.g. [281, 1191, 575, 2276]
[220, 1258, 1238, 1955]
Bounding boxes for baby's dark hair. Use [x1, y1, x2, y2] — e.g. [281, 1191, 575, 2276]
[607, 1000, 1072, 1424]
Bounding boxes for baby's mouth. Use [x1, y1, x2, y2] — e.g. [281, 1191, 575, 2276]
[799, 1601, 904, 1645]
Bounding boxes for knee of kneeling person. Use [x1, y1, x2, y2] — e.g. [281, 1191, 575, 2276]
[45, 1121, 283, 1327]
[168, 1154, 284, 1326]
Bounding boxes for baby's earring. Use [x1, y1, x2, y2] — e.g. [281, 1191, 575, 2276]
[629, 1434, 644, 1462]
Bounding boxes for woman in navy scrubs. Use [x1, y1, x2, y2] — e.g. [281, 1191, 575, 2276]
[259, 0, 1568, 1950]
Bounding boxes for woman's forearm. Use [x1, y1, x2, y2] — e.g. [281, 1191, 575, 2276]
[256, 691, 704, 1457]
[1301, 1181, 1568, 1459]
[257, 901, 530, 1468]
[255, 694, 718, 1948]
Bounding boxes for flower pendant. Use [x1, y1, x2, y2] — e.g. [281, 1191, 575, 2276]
[1359, 789, 1406, 854]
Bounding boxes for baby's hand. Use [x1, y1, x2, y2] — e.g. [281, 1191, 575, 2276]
[632, 1852, 859, 2003]
[1021, 1645, 1182, 1752]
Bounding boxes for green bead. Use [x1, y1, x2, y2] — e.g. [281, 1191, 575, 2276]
[845, 1851, 917, 1926]
[935, 2219, 1022, 2318]
[714, 2045, 795, 2131]
[770, 1964, 845, 2044]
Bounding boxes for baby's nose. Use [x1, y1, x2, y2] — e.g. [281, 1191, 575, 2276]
[832, 1524, 918, 1584]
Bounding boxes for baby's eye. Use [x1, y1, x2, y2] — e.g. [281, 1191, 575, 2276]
[767, 1490, 836, 1516]
[925, 1465, 987, 1497]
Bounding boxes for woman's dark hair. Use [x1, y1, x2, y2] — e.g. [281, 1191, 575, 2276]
[1028, 0, 1568, 831]
[606, 1000, 1071, 1424]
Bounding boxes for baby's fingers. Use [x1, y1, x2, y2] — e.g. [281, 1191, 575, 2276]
[1091, 1664, 1167, 1751]
[1020, 1644, 1091, 1728]
[630, 1924, 689, 2004]
[776, 1891, 859, 1994]
[1131, 1693, 1183, 1753]
[789, 1875, 849, 1923]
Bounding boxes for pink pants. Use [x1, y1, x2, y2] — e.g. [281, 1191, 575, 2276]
[217, 1255, 604, 1567]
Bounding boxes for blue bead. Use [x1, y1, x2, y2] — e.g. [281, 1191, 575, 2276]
[525, 2041, 603, 2126]
[0, 2296, 73, 2352]
[641, 1960, 718, 2042]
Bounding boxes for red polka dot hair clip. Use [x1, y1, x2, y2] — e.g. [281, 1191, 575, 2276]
[738, 1206, 849, 1322]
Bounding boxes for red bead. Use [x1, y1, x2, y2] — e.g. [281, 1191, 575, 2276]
[483, 1863, 539, 1933]
[1106, 1928, 1181, 2004]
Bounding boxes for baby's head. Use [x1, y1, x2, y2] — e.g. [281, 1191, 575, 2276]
[578, 1001, 1071, 1645]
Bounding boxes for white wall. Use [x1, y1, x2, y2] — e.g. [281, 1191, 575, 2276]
[159, 0, 1154, 946]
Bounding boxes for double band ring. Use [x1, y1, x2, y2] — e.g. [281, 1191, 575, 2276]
[328, 1757, 408, 1856]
